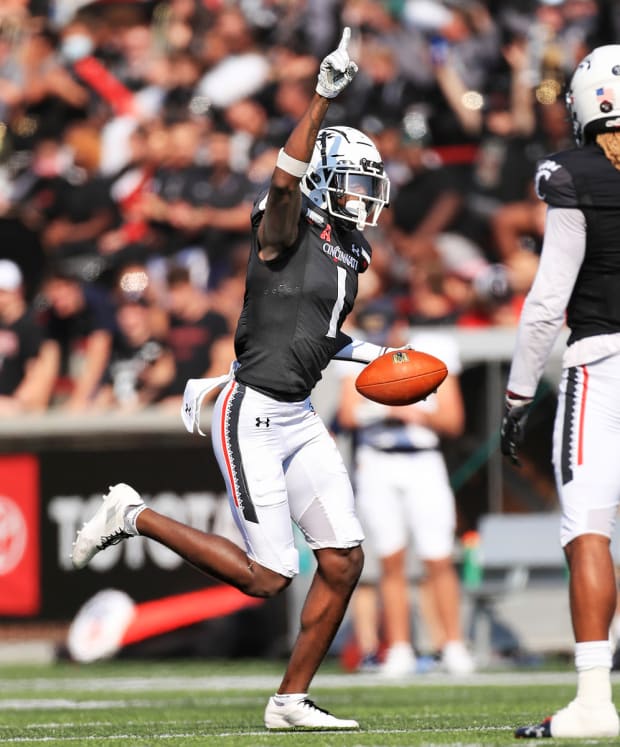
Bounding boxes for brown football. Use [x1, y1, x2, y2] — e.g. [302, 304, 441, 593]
[355, 349, 448, 406]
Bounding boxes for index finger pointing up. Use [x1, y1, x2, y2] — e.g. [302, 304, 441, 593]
[338, 26, 351, 52]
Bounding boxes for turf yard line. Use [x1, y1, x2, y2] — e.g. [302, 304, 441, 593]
[0, 699, 161, 709]
[0, 726, 517, 743]
[0, 670, 582, 693]
[211, 726, 515, 737]
[13, 722, 114, 729]
[0, 734, 201, 743]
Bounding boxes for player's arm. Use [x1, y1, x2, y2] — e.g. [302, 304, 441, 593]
[333, 332, 413, 364]
[507, 206, 585, 397]
[501, 205, 585, 465]
[257, 28, 357, 261]
[332, 336, 389, 364]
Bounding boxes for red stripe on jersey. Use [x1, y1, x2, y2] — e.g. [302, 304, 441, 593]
[577, 365, 589, 465]
[221, 381, 239, 507]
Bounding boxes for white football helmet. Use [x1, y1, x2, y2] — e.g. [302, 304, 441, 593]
[301, 126, 390, 230]
[566, 44, 620, 146]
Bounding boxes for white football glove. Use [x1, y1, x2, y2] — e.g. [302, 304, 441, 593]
[316, 27, 358, 99]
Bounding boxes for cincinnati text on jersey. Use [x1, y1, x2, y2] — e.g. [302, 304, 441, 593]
[321, 241, 359, 271]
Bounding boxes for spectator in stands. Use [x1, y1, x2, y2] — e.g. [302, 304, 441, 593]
[157, 264, 233, 410]
[138, 119, 254, 290]
[137, 116, 212, 287]
[194, 6, 271, 110]
[346, 37, 422, 128]
[388, 130, 468, 262]
[158, 0, 211, 54]
[40, 267, 115, 411]
[11, 24, 89, 149]
[490, 186, 546, 294]
[0, 259, 55, 414]
[97, 123, 156, 276]
[38, 121, 117, 278]
[95, 294, 175, 411]
[163, 128, 256, 288]
[0, 22, 24, 122]
[223, 97, 283, 168]
[457, 33, 539, 256]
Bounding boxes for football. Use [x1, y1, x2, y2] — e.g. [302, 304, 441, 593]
[355, 348, 448, 406]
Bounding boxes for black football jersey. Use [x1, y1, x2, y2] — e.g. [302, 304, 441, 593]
[234, 192, 372, 401]
[535, 143, 620, 344]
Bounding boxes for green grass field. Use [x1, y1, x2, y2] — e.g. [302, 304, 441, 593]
[1, 659, 619, 746]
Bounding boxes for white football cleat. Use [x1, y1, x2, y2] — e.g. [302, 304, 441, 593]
[264, 696, 359, 730]
[515, 699, 620, 738]
[71, 483, 145, 569]
[550, 699, 619, 738]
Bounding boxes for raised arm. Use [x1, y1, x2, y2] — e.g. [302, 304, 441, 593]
[257, 28, 358, 260]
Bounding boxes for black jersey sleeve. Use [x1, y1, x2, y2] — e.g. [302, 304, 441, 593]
[534, 155, 579, 207]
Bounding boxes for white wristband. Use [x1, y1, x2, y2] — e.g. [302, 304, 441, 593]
[276, 148, 310, 178]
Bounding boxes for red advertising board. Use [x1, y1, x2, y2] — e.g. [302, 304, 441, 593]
[0, 454, 40, 615]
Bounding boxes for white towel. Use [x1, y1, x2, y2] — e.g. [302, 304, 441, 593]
[181, 362, 236, 436]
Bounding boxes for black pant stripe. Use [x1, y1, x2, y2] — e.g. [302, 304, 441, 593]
[226, 383, 259, 524]
[561, 367, 578, 486]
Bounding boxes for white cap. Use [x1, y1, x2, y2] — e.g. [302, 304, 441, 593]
[403, 0, 453, 32]
[0, 259, 22, 291]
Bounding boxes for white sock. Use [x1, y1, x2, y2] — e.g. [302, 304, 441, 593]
[125, 504, 147, 535]
[575, 641, 612, 703]
[273, 693, 307, 706]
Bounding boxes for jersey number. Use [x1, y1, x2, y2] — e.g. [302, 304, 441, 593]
[326, 266, 347, 339]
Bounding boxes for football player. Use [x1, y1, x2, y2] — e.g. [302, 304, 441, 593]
[502, 45, 620, 739]
[71, 28, 397, 730]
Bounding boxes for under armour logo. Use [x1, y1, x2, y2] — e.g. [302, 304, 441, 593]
[184, 403, 192, 414]
[256, 417, 271, 428]
[320, 224, 332, 242]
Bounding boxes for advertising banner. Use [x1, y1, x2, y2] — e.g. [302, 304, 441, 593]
[0, 454, 40, 615]
[0, 437, 288, 658]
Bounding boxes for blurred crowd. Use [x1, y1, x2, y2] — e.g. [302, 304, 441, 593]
[0, 0, 616, 414]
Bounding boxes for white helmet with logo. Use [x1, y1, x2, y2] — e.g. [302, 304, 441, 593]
[566, 44, 620, 146]
[301, 126, 390, 230]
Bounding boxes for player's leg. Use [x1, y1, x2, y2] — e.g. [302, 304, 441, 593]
[516, 359, 620, 738]
[71, 480, 290, 596]
[264, 407, 363, 728]
[407, 451, 474, 674]
[279, 544, 364, 691]
[355, 446, 415, 675]
[72, 381, 297, 597]
[135, 509, 289, 597]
